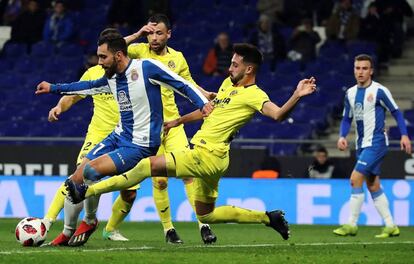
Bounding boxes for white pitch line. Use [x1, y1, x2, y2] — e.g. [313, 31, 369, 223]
[1, 241, 414, 255]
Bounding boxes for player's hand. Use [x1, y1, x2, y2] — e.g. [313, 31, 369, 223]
[35, 81, 51, 95]
[48, 106, 62, 122]
[201, 102, 214, 117]
[295, 77, 316, 98]
[337, 137, 348, 151]
[136, 22, 157, 38]
[206, 91, 217, 100]
[163, 119, 180, 135]
[400, 135, 412, 154]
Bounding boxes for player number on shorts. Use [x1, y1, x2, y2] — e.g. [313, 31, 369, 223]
[92, 143, 105, 155]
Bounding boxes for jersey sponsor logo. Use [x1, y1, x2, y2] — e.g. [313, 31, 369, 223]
[167, 60, 176, 69]
[117, 91, 132, 112]
[131, 69, 139, 81]
[212, 97, 231, 107]
[355, 102, 363, 121]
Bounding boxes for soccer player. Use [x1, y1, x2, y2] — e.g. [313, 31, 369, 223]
[36, 29, 212, 246]
[42, 64, 124, 245]
[333, 54, 411, 238]
[120, 14, 217, 244]
[66, 43, 317, 240]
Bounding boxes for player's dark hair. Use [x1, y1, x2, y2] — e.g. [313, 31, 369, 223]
[233, 43, 263, 68]
[97, 29, 127, 55]
[148, 13, 171, 30]
[315, 145, 328, 155]
[355, 54, 374, 68]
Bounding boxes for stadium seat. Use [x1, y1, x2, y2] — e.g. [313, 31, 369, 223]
[404, 109, 414, 125]
[1, 42, 28, 58]
[31, 41, 55, 57]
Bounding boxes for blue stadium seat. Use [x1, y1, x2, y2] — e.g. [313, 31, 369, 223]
[31, 41, 55, 57]
[2, 42, 28, 58]
[404, 109, 414, 125]
[388, 126, 414, 140]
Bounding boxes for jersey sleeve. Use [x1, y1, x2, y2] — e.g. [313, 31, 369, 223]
[378, 86, 398, 112]
[143, 59, 208, 109]
[247, 88, 270, 112]
[127, 43, 145, 59]
[50, 77, 110, 95]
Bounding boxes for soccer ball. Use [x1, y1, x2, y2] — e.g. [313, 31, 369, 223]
[15, 217, 47, 246]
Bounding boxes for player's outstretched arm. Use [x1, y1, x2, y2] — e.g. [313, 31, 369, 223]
[261, 77, 316, 121]
[48, 95, 83, 122]
[163, 107, 209, 135]
[124, 22, 157, 45]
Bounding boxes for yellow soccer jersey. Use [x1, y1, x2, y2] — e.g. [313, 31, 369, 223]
[128, 43, 197, 121]
[80, 65, 119, 138]
[191, 77, 270, 152]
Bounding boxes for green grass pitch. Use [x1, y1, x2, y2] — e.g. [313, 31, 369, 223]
[1, 219, 413, 264]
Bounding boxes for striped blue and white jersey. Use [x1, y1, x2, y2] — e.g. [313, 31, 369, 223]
[50, 58, 208, 148]
[343, 81, 399, 149]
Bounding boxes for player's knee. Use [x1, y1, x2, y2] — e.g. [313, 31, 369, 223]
[120, 189, 137, 203]
[83, 163, 102, 182]
[153, 178, 168, 190]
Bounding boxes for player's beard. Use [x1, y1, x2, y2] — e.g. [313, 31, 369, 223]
[230, 72, 243, 85]
[104, 58, 117, 78]
[150, 41, 166, 54]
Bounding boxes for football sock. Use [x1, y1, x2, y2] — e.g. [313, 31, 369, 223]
[348, 187, 364, 226]
[371, 189, 394, 227]
[44, 182, 66, 222]
[86, 158, 151, 197]
[153, 178, 174, 232]
[106, 194, 133, 232]
[197, 205, 268, 224]
[184, 181, 205, 229]
[83, 185, 100, 225]
[63, 198, 83, 237]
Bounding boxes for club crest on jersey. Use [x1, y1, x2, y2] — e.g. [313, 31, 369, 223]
[118, 91, 132, 111]
[131, 69, 139, 81]
[168, 60, 176, 69]
[367, 93, 374, 102]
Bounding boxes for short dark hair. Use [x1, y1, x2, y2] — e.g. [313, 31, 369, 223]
[233, 43, 263, 67]
[148, 13, 171, 30]
[355, 54, 374, 68]
[97, 28, 127, 55]
[315, 146, 328, 154]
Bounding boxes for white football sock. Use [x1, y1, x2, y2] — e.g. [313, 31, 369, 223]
[372, 190, 394, 227]
[348, 187, 364, 226]
[63, 197, 83, 237]
[83, 180, 100, 225]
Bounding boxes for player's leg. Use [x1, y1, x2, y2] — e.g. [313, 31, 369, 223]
[47, 158, 91, 246]
[364, 147, 399, 238]
[42, 139, 96, 231]
[174, 147, 289, 240]
[333, 169, 364, 236]
[103, 188, 137, 241]
[163, 126, 216, 244]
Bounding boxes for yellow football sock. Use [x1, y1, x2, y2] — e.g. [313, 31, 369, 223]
[197, 205, 269, 224]
[184, 181, 204, 229]
[153, 178, 174, 232]
[44, 183, 66, 221]
[86, 158, 151, 197]
[105, 195, 133, 232]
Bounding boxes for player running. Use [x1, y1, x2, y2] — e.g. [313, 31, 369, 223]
[65, 43, 317, 241]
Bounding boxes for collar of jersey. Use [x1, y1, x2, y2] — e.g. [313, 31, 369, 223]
[116, 59, 133, 77]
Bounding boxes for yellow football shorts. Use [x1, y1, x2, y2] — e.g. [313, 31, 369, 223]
[77, 133, 140, 191]
[170, 145, 229, 203]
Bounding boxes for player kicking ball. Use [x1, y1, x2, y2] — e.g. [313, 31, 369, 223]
[65, 43, 317, 241]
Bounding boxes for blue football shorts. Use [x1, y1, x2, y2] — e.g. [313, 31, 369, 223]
[354, 145, 388, 177]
